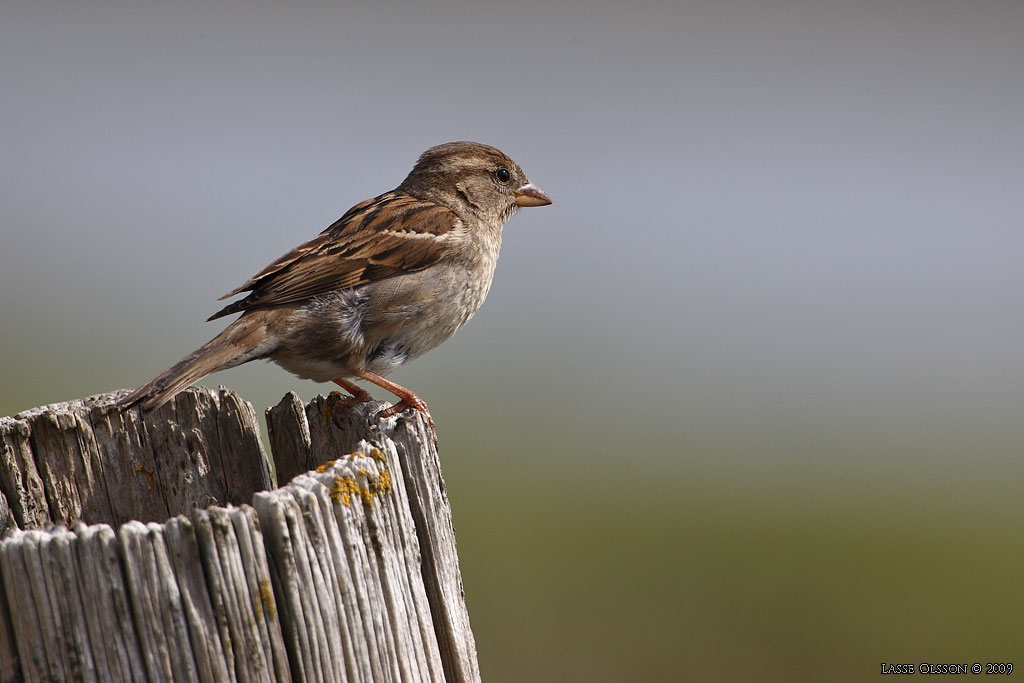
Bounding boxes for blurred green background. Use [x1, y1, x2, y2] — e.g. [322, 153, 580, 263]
[3, 1, 1022, 679]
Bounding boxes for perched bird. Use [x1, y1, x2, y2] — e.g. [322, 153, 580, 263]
[124, 141, 551, 431]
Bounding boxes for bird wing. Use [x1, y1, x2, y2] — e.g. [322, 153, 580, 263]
[208, 191, 459, 320]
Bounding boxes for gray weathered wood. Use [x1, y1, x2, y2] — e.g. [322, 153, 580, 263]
[254, 439, 445, 683]
[0, 387, 272, 532]
[0, 414, 49, 531]
[188, 505, 291, 683]
[264, 392, 311, 486]
[269, 394, 481, 683]
[0, 491, 17, 683]
[0, 388, 481, 683]
[72, 523, 148, 683]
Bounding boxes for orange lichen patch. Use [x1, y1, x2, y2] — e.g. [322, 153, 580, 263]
[134, 464, 155, 491]
[359, 486, 374, 506]
[376, 469, 392, 494]
[315, 459, 337, 473]
[258, 578, 276, 620]
[327, 462, 393, 509]
[330, 475, 361, 507]
[369, 448, 386, 462]
[322, 390, 351, 425]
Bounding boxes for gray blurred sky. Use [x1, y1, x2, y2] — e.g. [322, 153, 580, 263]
[2, 0, 1023, 470]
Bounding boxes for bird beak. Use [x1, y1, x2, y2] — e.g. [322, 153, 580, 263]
[514, 183, 552, 207]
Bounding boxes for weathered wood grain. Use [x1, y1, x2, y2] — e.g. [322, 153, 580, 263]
[0, 387, 272, 532]
[0, 490, 17, 683]
[72, 523, 147, 683]
[0, 388, 481, 683]
[264, 392, 311, 487]
[270, 394, 482, 683]
[255, 439, 446, 683]
[0, 414, 49, 530]
[189, 505, 291, 682]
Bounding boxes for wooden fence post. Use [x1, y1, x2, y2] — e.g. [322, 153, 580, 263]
[0, 387, 481, 683]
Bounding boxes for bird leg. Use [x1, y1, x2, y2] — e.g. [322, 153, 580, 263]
[332, 374, 437, 447]
[357, 371, 437, 433]
[332, 378, 375, 403]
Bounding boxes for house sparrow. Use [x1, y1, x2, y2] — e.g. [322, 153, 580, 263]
[124, 141, 551, 431]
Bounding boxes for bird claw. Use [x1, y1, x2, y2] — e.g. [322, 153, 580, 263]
[378, 396, 429, 420]
[377, 399, 438, 450]
[330, 396, 372, 410]
[331, 379, 375, 404]
[352, 372, 438, 449]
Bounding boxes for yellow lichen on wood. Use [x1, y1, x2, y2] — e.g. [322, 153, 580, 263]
[359, 485, 374, 506]
[326, 460, 393, 509]
[377, 469, 392, 494]
[258, 578, 277, 620]
[321, 391, 348, 426]
[134, 464, 155, 490]
[330, 475, 361, 507]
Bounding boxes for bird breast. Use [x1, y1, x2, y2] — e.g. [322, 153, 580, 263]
[363, 231, 501, 358]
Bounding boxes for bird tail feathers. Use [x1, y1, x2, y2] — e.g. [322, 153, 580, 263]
[122, 315, 273, 410]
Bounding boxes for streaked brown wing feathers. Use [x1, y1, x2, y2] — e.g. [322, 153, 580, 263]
[208, 192, 457, 320]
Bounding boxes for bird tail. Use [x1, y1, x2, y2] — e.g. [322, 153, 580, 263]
[122, 314, 275, 410]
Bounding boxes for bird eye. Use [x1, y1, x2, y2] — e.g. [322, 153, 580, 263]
[495, 167, 511, 183]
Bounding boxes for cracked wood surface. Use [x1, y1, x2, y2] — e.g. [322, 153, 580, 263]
[0, 387, 480, 683]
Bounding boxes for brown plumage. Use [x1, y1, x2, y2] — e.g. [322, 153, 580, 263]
[207, 193, 458, 321]
[123, 142, 551, 428]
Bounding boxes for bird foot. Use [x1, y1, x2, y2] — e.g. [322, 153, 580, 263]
[329, 397, 373, 414]
[377, 397, 438, 449]
[328, 380, 378, 430]
[354, 371, 438, 449]
[378, 394, 430, 421]
[332, 378, 375, 404]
